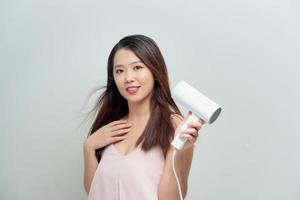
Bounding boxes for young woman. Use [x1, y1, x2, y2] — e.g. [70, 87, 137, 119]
[83, 34, 203, 200]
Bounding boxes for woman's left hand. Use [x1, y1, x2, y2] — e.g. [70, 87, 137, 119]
[178, 111, 204, 150]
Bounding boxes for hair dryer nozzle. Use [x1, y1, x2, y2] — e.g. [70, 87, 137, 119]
[172, 81, 222, 124]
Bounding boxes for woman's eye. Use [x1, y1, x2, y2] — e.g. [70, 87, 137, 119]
[134, 66, 143, 70]
[115, 69, 123, 74]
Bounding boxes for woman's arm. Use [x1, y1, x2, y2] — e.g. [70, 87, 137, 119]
[158, 143, 194, 199]
[83, 140, 99, 194]
[158, 114, 199, 200]
[83, 119, 132, 194]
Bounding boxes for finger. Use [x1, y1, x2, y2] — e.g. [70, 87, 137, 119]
[107, 120, 128, 127]
[180, 128, 198, 135]
[190, 130, 199, 137]
[187, 121, 203, 128]
[188, 135, 197, 143]
[180, 133, 197, 143]
[112, 128, 131, 136]
[181, 130, 198, 137]
[198, 118, 205, 124]
[110, 135, 128, 143]
[185, 111, 192, 119]
[188, 126, 201, 133]
[111, 123, 132, 131]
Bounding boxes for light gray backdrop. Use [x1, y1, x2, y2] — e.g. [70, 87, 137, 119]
[1, 0, 299, 199]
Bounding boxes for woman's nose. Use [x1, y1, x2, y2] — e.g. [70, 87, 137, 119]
[125, 70, 134, 83]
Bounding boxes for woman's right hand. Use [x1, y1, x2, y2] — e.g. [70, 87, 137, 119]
[84, 119, 132, 152]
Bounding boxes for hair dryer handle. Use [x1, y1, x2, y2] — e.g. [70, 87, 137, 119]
[171, 113, 201, 150]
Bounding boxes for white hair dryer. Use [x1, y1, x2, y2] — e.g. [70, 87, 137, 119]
[171, 81, 222, 150]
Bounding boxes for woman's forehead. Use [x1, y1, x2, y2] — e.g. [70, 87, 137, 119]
[113, 49, 142, 67]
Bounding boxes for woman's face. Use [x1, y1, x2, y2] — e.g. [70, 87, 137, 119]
[113, 48, 155, 104]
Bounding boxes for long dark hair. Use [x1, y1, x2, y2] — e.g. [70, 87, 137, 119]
[87, 34, 182, 162]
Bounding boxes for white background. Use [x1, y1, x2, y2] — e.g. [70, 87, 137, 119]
[1, 0, 299, 199]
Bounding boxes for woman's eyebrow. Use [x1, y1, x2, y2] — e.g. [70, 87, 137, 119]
[114, 61, 142, 69]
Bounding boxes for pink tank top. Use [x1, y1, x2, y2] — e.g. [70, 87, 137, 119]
[88, 144, 165, 200]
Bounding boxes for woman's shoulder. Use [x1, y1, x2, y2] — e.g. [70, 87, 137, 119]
[170, 112, 184, 129]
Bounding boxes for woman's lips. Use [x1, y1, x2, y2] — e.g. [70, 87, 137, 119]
[126, 86, 140, 94]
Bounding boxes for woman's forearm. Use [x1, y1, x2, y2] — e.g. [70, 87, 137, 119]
[158, 145, 194, 199]
[83, 141, 98, 194]
[158, 170, 183, 200]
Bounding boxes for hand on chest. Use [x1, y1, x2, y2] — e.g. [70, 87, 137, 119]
[114, 123, 146, 155]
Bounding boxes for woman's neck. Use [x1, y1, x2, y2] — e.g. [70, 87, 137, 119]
[126, 99, 151, 123]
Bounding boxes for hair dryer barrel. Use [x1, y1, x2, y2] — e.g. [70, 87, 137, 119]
[172, 81, 222, 124]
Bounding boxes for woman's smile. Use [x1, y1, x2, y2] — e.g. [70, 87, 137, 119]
[126, 86, 141, 95]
